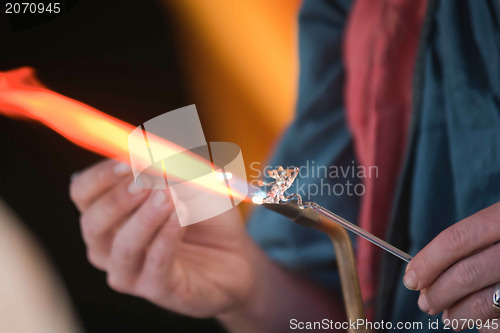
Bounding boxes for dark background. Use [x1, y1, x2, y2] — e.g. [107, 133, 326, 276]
[0, 0, 225, 331]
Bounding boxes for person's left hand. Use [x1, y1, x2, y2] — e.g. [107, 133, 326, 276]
[404, 201, 500, 332]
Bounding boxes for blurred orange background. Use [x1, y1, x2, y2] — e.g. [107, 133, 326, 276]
[166, 0, 301, 178]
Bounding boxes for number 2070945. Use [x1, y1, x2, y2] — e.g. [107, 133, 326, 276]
[5, 2, 61, 14]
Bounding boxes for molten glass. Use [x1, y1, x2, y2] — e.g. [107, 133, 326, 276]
[257, 166, 299, 203]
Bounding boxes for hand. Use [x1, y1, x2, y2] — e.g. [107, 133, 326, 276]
[404, 202, 500, 332]
[70, 159, 256, 318]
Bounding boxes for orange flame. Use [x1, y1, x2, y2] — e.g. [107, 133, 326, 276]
[0, 67, 249, 202]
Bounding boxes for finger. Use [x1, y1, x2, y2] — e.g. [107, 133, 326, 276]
[418, 242, 500, 315]
[404, 202, 500, 290]
[70, 159, 132, 211]
[136, 208, 186, 300]
[81, 178, 149, 263]
[444, 285, 500, 331]
[107, 189, 176, 287]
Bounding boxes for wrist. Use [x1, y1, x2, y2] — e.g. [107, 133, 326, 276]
[215, 242, 273, 332]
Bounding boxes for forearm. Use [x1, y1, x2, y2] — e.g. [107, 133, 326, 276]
[0, 200, 83, 333]
[217, 244, 345, 333]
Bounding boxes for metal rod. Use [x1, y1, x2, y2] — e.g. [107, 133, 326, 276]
[306, 202, 413, 263]
[253, 166, 413, 263]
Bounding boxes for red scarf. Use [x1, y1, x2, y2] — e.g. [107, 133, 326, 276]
[344, 0, 427, 319]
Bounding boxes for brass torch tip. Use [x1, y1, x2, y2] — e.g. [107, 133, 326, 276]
[262, 202, 320, 228]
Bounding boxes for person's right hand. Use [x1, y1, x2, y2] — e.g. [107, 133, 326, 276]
[69, 159, 256, 318]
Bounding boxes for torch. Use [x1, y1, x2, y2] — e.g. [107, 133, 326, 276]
[254, 167, 413, 332]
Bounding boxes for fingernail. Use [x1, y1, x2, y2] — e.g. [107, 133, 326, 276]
[441, 311, 448, 322]
[170, 188, 178, 202]
[153, 190, 166, 207]
[137, 176, 151, 189]
[177, 207, 187, 223]
[418, 294, 430, 313]
[70, 171, 80, 182]
[128, 181, 143, 195]
[114, 162, 131, 176]
[175, 201, 188, 223]
[177, 206, 185, 221]
[403, 270, 418, 290]
[405, 263, 411, 273]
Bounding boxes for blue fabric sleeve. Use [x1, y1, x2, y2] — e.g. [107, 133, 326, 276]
[247, 0, 359, 290]
[384, 1, 500, 331]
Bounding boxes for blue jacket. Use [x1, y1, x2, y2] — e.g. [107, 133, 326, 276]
[247, 0, 500, 332]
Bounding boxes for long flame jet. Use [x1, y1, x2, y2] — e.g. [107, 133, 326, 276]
[0, 67, 249, 203]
